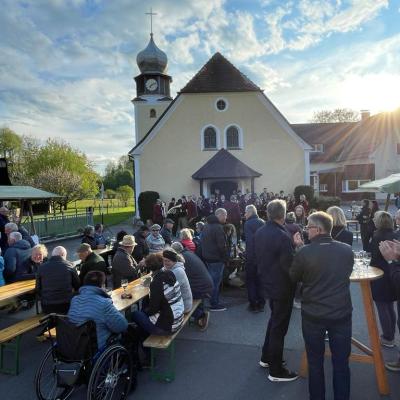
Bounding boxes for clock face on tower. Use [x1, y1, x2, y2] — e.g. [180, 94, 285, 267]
[145, 78, 158, 92]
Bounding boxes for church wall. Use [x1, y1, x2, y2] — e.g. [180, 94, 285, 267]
[134, 101, 171, 144]
[138, 92, 306, 200]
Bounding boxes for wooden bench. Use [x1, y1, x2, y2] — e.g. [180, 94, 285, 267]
[0, 314, 44, 375]
[143, 299, 201, 382]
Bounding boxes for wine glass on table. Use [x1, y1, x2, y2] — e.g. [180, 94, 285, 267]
[121, 279, 128, 299]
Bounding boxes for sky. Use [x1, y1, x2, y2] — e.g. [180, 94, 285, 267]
[1, 0, 400, 173]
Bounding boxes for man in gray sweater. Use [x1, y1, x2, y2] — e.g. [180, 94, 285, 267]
[162, 249, 193, 313]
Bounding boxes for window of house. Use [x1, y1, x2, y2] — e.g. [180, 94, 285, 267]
[226, 126, 240, 149]
[342, 179, 370, 192]
[312, 144, 324, 153]
[215, 98, 228, 111]
[203, 127, 217, 150]
[150, 109, 156, 118]
[319, 183, 328, 192]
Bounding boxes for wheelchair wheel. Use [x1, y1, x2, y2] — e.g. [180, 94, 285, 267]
[35, 347, 75, 400]
[87, 344, 133, 400]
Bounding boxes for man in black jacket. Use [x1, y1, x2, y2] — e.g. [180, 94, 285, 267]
[160, 219, 174, 246]
[255, 199, 298, 382]
[244, 204, 265, 313]
[36, 246, 80, 314]
[201, 208, 228, 311]
[379, 239, 400, 372]
[171, 241, 213, 330]
[132, 225, 150, 263]
[290, 211, 353, 400]
[76, 243, 107, 284]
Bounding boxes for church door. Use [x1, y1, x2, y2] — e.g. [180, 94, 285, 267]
[210, 181, 238, 198]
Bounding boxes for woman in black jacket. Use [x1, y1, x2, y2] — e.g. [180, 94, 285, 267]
[327, 206, 353, 246]
[357, 199, 371, 251]
[131, 253, 184, 338]
[370, 211, 398, 347]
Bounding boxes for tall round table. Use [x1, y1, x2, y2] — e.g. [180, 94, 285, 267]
[300, 266, 390, 396]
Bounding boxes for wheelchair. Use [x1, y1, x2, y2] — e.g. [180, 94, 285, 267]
[34, 314, 136, 400]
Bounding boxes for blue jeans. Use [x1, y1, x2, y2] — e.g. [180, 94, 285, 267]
[131, 310, 170, 336]
[206, 262, 224, 307]
[302, 316, 351, 400]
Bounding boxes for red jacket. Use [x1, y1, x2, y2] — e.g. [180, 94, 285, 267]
[225, 201, 241, 224]
[186, 201, 198, 220]
[153, 204, 164, 224]
[181, 239, 196, 252]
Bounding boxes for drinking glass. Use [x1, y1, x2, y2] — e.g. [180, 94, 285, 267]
[121, 279, 128, 296]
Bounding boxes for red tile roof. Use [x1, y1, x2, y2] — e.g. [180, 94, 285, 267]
[180, 52, 262, 93]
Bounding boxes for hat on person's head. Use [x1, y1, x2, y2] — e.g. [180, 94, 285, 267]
[151, 224, 161, 231]
[119, 235, 136, 247]
[164, 218, 174, 225]
[285, 212, 296, 223]
[0, 206, 9, 215]
[162, 249, 178, 262]
[77, 243, 91, 253]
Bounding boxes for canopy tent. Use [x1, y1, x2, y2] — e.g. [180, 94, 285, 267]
[0, 185, 61, 234]
[0, 186, 60, 200]
[357, 174, 400, 210]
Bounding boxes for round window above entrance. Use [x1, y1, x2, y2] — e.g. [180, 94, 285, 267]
[215, 98, 228, 112]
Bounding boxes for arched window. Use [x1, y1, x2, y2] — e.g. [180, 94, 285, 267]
[150, 109, 156, 118]
[203, 127, 217, 150]
[226, 126, 240, 149]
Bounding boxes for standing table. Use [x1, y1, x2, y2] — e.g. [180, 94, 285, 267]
[300, 266, 390, 396]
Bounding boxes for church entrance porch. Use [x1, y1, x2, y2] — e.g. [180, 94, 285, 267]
[210, 181, 238, 198]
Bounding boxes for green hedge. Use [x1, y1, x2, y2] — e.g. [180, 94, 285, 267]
[313, 196, 341, 211]
[294, 185, 315, 204]
[138, 191, 159, 223]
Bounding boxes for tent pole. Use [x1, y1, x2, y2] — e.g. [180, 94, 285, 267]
[28, 200, 36, 235]
[384, 193, 391, 211]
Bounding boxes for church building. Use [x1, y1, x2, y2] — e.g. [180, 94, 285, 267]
[129, 34, 312, 208]
[129, 34, 400, 209]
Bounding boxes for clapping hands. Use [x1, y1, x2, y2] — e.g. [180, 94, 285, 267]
[379, 239, 400, 262]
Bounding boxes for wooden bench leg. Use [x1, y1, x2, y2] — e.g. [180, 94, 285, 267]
[150, 341, 176, 382]
[299, 350, 308, 377]
[0, 336, 21, 375]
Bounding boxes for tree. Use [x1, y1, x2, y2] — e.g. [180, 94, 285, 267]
[26, 138, 100, 199]
[103, 155, 133, 190]
[105, 189, 116, 199]
[32, 167, 82, 213]
[0, 127, 23, 159]
[310, 108, 360, 123]
[116, 185, 134, 207]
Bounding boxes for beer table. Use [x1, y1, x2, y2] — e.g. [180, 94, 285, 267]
[300, 266, 390, 396]
[0, 280, 36, 305]
[111, 276, 150, 313]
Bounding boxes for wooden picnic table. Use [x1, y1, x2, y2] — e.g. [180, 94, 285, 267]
[300, 266, 389, 396]
[0, 280, 35, 304]
[111, 276, 150, 312]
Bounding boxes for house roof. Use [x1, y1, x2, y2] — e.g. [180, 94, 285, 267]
[192, 149, 262, 180]
[180, 52, 262, 93]
[337, 109, 400, 162]
[0, 186, 61, 200]
[291, 122, 357, 163]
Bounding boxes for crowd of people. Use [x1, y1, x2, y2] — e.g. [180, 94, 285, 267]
[2, 191, 400, 399]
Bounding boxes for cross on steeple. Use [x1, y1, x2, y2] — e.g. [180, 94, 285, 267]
[145, 8, 157, 35]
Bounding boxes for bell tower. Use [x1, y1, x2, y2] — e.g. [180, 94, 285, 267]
[132, 10, 172, 144]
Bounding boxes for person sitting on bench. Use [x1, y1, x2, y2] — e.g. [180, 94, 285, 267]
[36, 246, 80, 314]
[131, 253, 184, 340]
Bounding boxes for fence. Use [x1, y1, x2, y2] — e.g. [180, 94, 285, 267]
[21, 212, 94, 240]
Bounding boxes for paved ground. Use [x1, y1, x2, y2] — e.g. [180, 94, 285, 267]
[1, 221, 400, 399]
